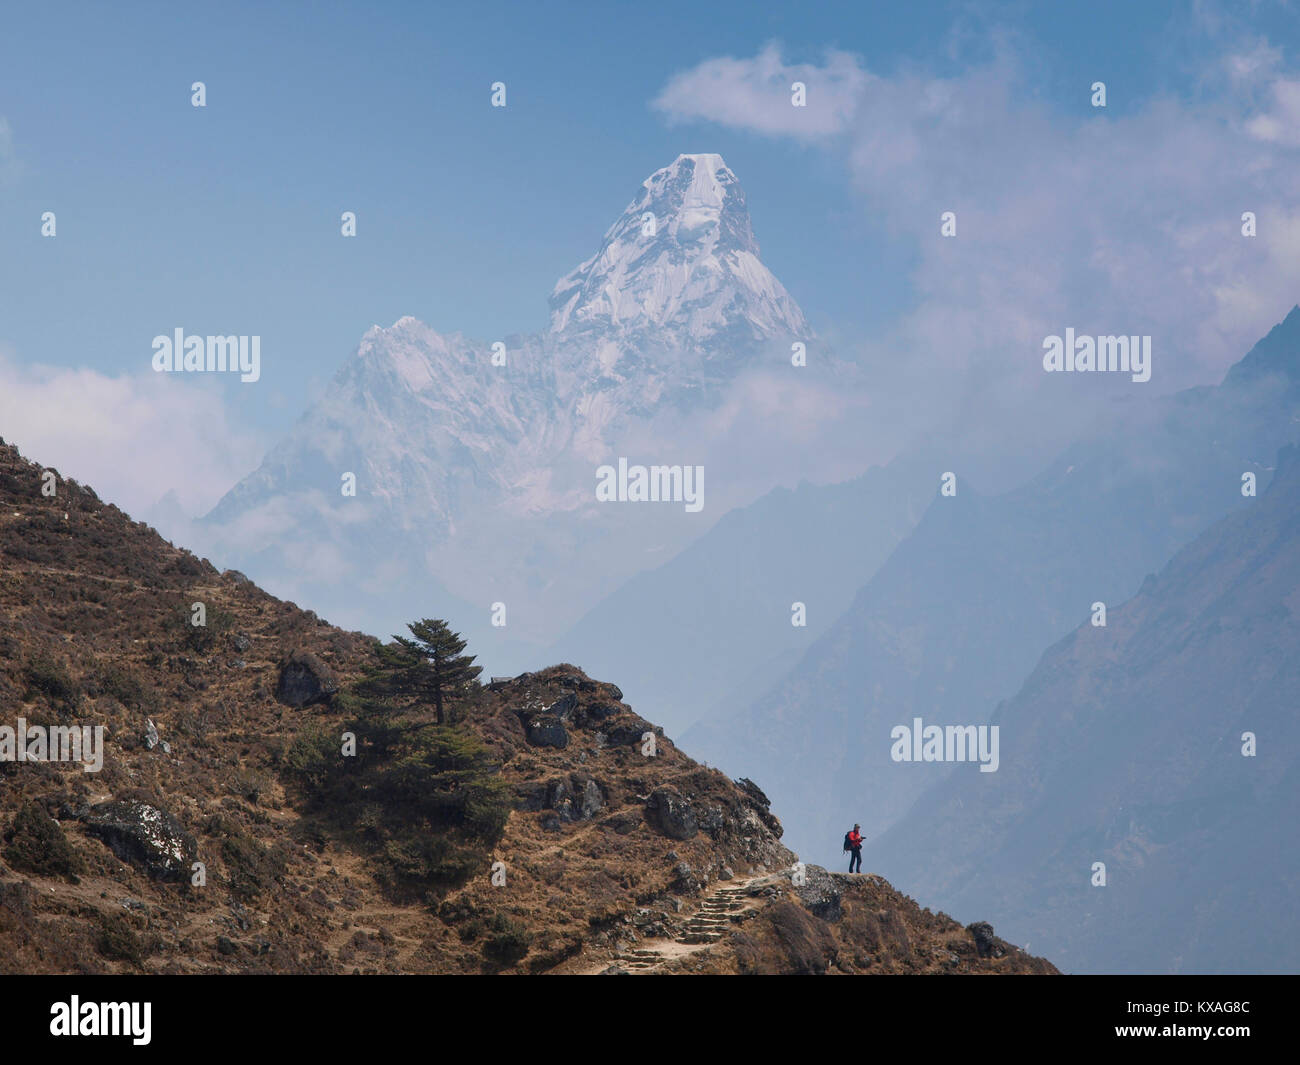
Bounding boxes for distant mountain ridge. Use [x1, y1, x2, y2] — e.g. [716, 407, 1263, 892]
[868, 439, 1300, 974]
[686, 306, 1300, 862]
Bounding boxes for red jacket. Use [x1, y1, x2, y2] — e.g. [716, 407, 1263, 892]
[848, 830, 863, 848]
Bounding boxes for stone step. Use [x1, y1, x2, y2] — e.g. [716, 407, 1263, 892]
[680, 933, 722, 944]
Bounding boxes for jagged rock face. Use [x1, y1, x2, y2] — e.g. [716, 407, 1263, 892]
[518, 775, 606, 829]
[646, 787, 699, 841]
[81, 801, 197, 882]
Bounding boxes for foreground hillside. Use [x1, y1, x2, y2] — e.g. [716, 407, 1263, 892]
[0, 437, 1055, 975]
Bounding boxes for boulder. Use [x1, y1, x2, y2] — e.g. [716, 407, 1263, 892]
[580, 703, 621, 725]
[735, 776, 783, 835]
[600, 811, 641, 835]
[545, 692, 579, 719]
[966, 921, 1004, 959]
[604, 721, 656, 747]
[143, 719, 171, 755]
[577, 777, 604, 820]
[794, 864, 843, 922]
[696, 804, 727, 839]
[525, 714, 569, 749]
[275, 650, 338, 708]
[546, 779, 574, 817]
[671, 860, 698, 894]
[645, 787, 698, 841]
[82, 799, 197, 881]
[531, 776, 606, 821]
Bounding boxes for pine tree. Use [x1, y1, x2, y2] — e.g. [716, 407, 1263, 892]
[284, 619, 507, 897]
[360, 618, 482, 725]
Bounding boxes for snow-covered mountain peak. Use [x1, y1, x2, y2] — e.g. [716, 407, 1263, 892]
[547, 154, 807, 345]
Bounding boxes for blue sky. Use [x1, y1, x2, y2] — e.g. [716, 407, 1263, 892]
[2, 0, 1299, 514]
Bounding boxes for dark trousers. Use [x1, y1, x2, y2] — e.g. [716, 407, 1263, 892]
[849, 847, 862, 873]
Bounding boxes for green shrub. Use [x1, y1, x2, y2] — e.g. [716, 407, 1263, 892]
[96, 912, 146, 965]
[221, 834, 287, 902]
[92, 661, 159, 712]
[380, 836, 480, 894]
[281, 728, 342, 798]
[170, 601, 235, 655]
[3, 803, 84, 881]
[22, 654, 80, 712]
[483, 913, 531, 965]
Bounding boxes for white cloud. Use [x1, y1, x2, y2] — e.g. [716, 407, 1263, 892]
[1247, 77, 1300, 144]
[0, 354, 265, 524]
[651, 42, 1300, 416]
[652, 42, 870, 140]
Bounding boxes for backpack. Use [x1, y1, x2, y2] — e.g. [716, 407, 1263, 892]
[843, 831, 853, 853]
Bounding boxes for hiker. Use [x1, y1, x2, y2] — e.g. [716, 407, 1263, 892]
[843, 823, 864, 873]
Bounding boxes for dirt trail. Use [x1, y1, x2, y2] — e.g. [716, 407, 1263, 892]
[575, 873, 778, 975]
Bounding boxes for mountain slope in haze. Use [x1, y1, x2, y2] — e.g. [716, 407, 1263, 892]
[0, 437, 1055, 975]
[198, 154, 823, 657]
[868, 441, 1300, 974]
[551, 452, 934, 737]
[688, 306, 1300, 862]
